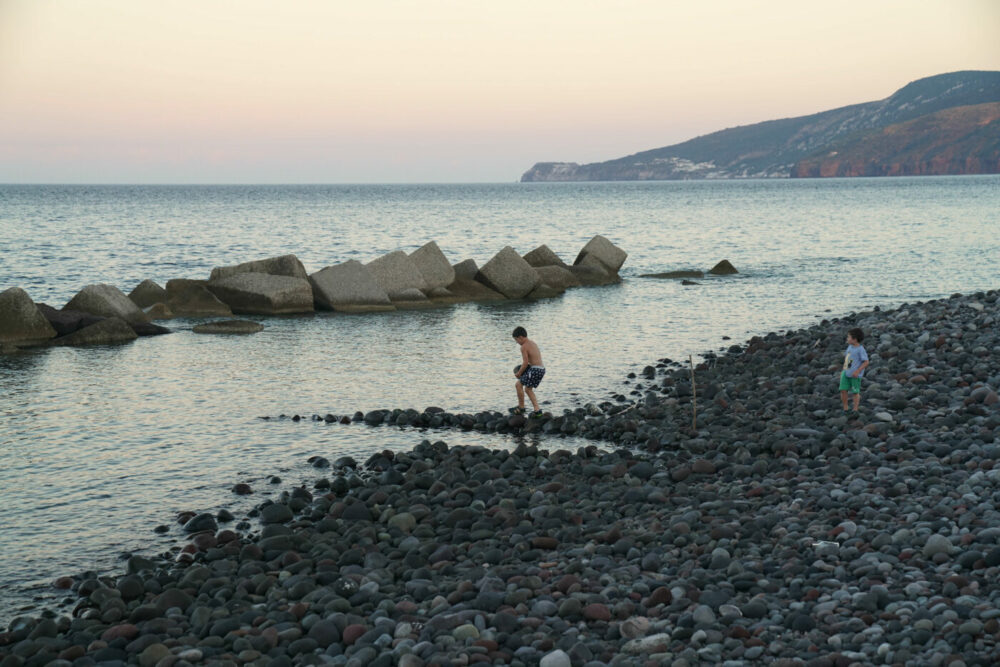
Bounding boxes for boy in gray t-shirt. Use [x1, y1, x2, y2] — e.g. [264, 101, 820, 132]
[838, 327, 869, 413]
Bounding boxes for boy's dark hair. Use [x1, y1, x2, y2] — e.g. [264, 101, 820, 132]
[849, 327, 864, 343]
[512, 326, 527, 338]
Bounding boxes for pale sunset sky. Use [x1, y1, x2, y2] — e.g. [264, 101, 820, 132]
[0, 0, 997, 183]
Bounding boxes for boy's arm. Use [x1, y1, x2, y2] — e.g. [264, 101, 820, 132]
[515, 346, 530, 377]
[853, 360, 869, 377]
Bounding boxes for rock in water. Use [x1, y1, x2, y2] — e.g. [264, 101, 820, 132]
[570, 253, 621, 285]
[52, 317, 138, 346]
[640, 270, 705, 279]
[476, 246, 541, 298]
[128, 280, 168, 308]
[165, 279, 232, 317]
[409, 241, 455, 290]
[451, 258, 479, 280]
[709, 259, 739, 275]
[192, 320, 264, 334]
[366, 251, 430, 298]
[523, 244, 569, 268]
[0, 287, 57, 346]
[64, 284, 151, 325]
[309, 261, 394, 313]
[145, 303, 174, 320]
[574, 234, 628, 272]
[445, 278, 505, 301]
[207, 273, 314, 315]
[209, 254, 309, 281]
[534, 265, 581, 289]
[36, 303, 104, 337]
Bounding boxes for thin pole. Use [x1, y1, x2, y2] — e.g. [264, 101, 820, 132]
[689, 354, 697, 431]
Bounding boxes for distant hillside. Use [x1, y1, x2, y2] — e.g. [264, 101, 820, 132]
[792, 102, 1000, 177]
[521, 70, 1000, 181]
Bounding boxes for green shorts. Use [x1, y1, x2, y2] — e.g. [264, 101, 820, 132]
[839, 370, 861, 394]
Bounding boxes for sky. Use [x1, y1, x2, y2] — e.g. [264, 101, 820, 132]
[0, 0, 997, 183]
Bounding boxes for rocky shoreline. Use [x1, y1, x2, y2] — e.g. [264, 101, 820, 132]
[2, 289, 999, 666]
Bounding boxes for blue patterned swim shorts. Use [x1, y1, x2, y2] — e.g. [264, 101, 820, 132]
[518, 366, 546, 389]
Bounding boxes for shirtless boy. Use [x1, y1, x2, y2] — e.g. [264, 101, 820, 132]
[512, 326, 545, 417]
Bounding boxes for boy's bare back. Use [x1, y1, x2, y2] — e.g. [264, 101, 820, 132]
[520, 338, 543, 367]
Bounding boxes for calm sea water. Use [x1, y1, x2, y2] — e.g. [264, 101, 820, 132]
[1, 177, 998, 622]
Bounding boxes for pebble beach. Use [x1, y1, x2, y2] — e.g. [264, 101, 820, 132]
[3, 288, 999, 667]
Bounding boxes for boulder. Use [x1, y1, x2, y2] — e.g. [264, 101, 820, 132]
[409, 241, 455, 290]
[192, 320, 264, 334]
[569, 254, 620, 286]
[574, 235, 628, 273]
[207, 273, 314, 315]
[64, 284, 151, 325]
[53, 317, 138, 346]
[476, 246, 541, 299]
[308, 261, 394, 313]
[709, 259, 739, 275]
[523, 245, 568, 268]
[145, 303, 174, 320]
[210, 254, 308, 281]
[130, 322, 172, 336]
[391, 287, 430, 303]
[535, 265, 581, 290]
[528, 284, 564, 299]
[426, 287, 468, 304]
[0, 288, 57, 346]
[452, 259, 479, 281]
[640, 270, 705, 279]
[165, 279, 232, 317]
[444, 279, 505, 302]
[36, 303, 105, 337]
[128, 280, 168, 308]
[366, 251, 429, 298]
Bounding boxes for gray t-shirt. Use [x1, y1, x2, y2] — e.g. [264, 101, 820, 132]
[843, 344, 869, 378]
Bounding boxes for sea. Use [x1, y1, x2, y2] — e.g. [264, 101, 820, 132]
[1, 176, 998, 623]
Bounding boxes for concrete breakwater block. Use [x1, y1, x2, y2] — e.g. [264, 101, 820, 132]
[0, 287, 57, 346]
[409, 241, 455, 290]
[207, 273, 314, 315]
[166, 279, 233, 317]
[476, 246, 541, 299]
[52, 317, 138, 346]
[128, 279, 168, 308]
[210, 254, 309, 281]
[309, 261, 394, 313]
[574, 234, 628, 273]
[523, 244, 568, 268]
[366, 251, 429, 298]
[64, 283, 151, 325]
[192, 319, 264, 334]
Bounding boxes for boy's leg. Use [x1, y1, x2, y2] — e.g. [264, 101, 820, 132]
[852, 390, 861, 411]
[515, 380, 525, 410]
[525, 387, 539, 412]
[840, 390, 848, 411]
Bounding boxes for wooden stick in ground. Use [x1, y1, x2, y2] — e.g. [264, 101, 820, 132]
[689, 354, 697, 431]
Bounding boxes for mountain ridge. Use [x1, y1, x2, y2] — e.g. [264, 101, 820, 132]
[521, 70, 1000, 181]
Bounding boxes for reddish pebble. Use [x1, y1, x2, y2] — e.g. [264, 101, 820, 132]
[289, 602, 308, 620]
[342, 624, 366, 645]
[52, 576, 74, 589]
[647, 586, 672, 606]
[232, 483, 253, 495]
[531, 536, 558, 550]
[583, 603, 611, 622]
[395, 600, 418, 614]
[216, 530, 239, 544]
[692, 459, 716, 474]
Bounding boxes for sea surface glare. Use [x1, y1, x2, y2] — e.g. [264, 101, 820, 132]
[1, 176, 998, 620]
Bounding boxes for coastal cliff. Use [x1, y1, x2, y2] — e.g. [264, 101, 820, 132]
[521, 70, 1000, 181]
